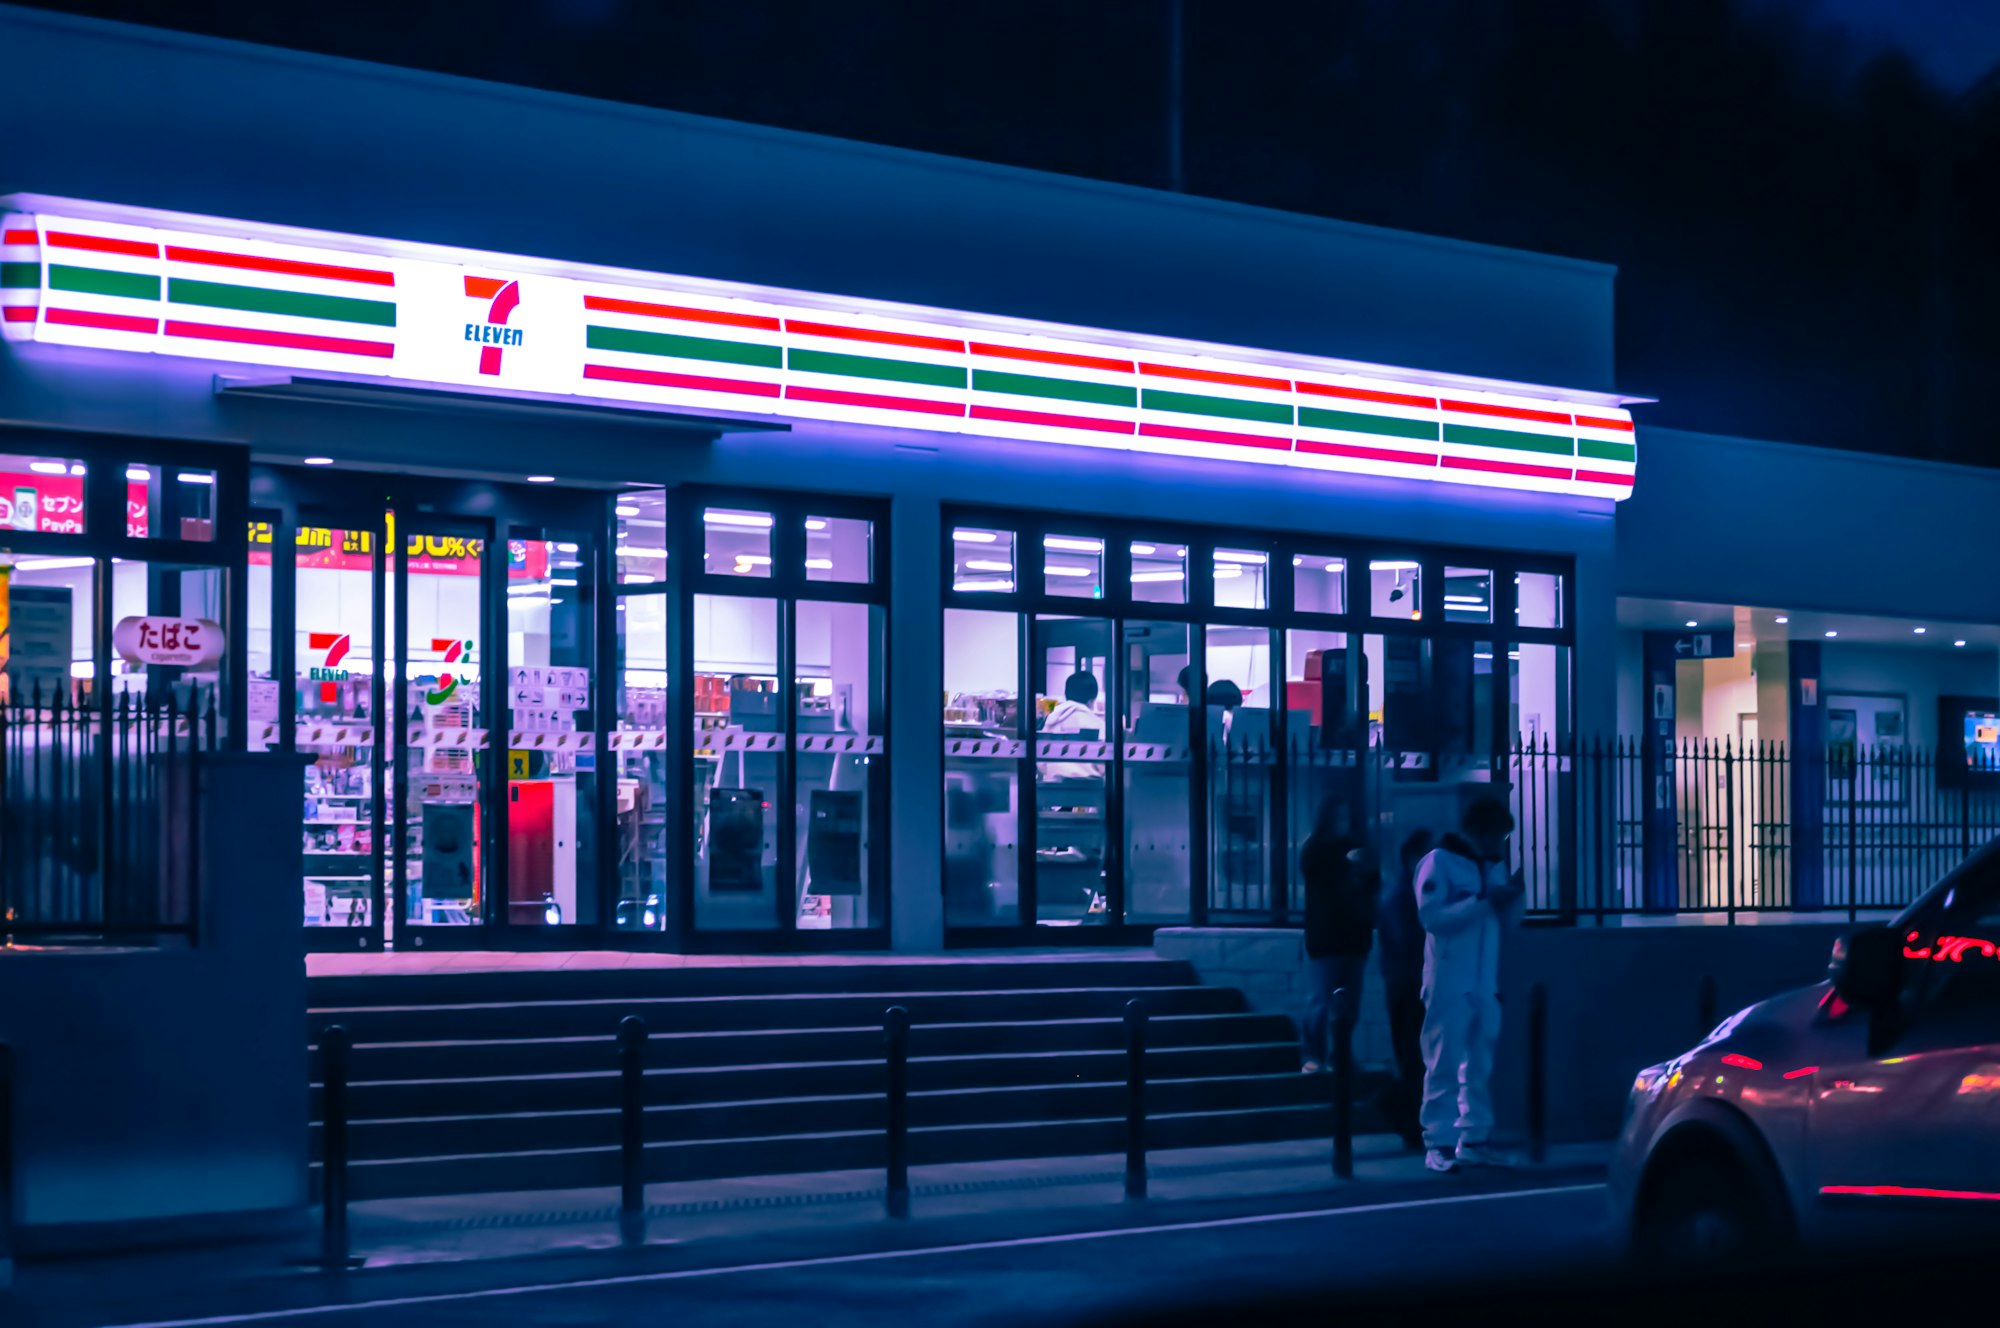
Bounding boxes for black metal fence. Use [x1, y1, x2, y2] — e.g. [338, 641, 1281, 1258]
[0, 686, 215, 942]
[1207, 734, 2000, 926]
[1513, 736, 2000, 920]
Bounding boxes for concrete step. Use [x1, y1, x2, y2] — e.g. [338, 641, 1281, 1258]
[326, 1099, 1371, 1200]
[310, 984, 1241, 1043]
[328, 1041, 1305, 1117]
[336, 1011, 1297, 1080]
[322, 1071, 1335, 1162]
[308, 958, 1196, 1008]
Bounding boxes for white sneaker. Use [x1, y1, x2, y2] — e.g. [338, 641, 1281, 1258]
[1424, 1148, 1459, 1174]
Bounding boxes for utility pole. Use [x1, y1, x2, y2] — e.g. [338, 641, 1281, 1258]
[1166, 0, 1185, 192]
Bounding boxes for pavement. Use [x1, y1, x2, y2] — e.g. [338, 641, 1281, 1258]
[6, 1135, 1613, 1328]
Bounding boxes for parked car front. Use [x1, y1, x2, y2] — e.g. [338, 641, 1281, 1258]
[1614, 838, 2000, 1259]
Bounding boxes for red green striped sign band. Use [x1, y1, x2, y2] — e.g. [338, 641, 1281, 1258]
[3, 202, 1637, 498]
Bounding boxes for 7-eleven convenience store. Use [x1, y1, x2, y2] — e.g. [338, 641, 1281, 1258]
[0, 5, 1636, 953]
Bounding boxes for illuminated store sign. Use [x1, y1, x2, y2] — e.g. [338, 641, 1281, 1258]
[0, 198, 1637, 499]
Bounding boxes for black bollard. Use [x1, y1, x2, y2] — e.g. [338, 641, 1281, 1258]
[1124, 999, 1147, 1200]
[1331, 991, 1355, 1180]
[318, 1025, 352, 1270]
[1527, 983, 1549, 1165]
[618, 1016, 648, 1245]
[885, 1006, 910, 1218]
[0, 1040, 14, 1292]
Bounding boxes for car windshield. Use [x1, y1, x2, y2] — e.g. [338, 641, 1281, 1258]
[1894, 834, 2000, 931]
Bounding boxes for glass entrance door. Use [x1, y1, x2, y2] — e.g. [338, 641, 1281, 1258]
[393, 518, 493, 944]
[287, 514, 388, 951]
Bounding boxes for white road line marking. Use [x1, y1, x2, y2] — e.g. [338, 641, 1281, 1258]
[101, 1183, 1605, 1328]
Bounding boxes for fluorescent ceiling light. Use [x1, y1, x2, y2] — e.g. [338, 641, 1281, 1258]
[615, 505, 640, 517]
[555, 542, 579, 553]
[964, 559, 1012, 572]
[1824, 630, 1838, 638]
[1214, 551, 1267, 565]
[1914, 627, 1927, 635]
[1775, 616, 1789, 624]
[1132, 570, 1185, 582]
[1131, 543, 1157, 556]
[303, 457, 334, 467]
[803, 519, 827, 531]
[953, 578, 1014, 591]
[706, 511, 773, 528]
[1044, 536, 1102, 553]
[953, 530, 1000, 543]
[1685, 620, 1697, 628]
[551, 577, 578, 587]
[734, 554, 773, 566]
[1956, 640, 1968, 648]
[1213, 567, 1243, 579]
[178, 473, 215, 485]
[619, 549, 667, 560]
[1369, 560, 1420, 572]
[527, 475, 555, 484]
[28, 461, 68, 475]
[1445, 596, 1489, 606]
[804, 558, 834, 570]
[12, 556, 95, 571]
[1043, 565, 1094, 577]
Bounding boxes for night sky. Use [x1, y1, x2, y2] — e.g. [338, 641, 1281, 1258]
[12, 0, 2000, 465]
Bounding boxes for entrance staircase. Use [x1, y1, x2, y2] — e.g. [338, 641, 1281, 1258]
[308, 955, 1384, 1199]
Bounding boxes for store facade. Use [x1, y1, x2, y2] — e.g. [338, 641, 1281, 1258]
[0, 7, 1635, 951]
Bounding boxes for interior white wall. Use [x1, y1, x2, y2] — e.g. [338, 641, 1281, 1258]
[943, 608, 1021, 696]
[1822, 643, 2000, 750]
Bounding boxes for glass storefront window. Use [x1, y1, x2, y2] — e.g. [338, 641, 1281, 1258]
[795, 600, 882, 928]
[400, 530, 486, 930]
[1444, 567, 1494, 624]
[1033, 615, 1112, 924]
[952, 526, 1016, 592]
[704, 507, 773, 579]
[1043, 535, 1105, 599]
[0, 452, 88, 535]
[614, 592, 669, 931]
[295, 526, 379, 932]
[1510, 643, 1570, 911]
[1285, 629, 1353, 914]
[1207, 625, 1272, 913]
[1213, 548, 1269, 611]
[805, 515, 872, 585]
[1293, 554, 1346, 615]
[945, 608, 1021, 926]
[1370, 560, 1422, 620]
[1365, 632, 1434, 761]
[0, 552, 94, 704]
[506, 535, 598, 929]
[1517, 571, 1563, 629]
[1124, 619, 1193, 923]
[693, 593, 780, 927]
[1130, 541, 1187, 605]
[127, 465, 217, 542]
[615, 489, 667, 585]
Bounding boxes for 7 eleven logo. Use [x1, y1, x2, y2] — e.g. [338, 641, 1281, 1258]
[307, 632, 351, 703]
[426, 639, 472, 706]
[464, 276, 523, 375]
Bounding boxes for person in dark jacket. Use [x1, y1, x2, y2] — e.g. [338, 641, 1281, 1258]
[1298, 797, 1377, 1073]
[1376, 828, 1435, 1148]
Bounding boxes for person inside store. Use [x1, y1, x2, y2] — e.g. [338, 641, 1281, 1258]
[1297, 796, 1377, 1075]
[1038, 669, 1109, 916]
[1414, 795, 1523, 1174]
[1376, 827, 1435, 1150]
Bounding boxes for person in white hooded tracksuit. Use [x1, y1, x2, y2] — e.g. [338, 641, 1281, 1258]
[1413, 795, 1523, 1173]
